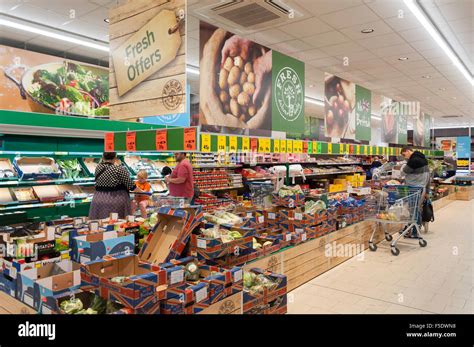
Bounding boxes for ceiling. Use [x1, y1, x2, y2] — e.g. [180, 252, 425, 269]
[1, 0, 473, 127]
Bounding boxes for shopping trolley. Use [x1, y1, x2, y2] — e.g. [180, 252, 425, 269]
[367, 185, 427, 256]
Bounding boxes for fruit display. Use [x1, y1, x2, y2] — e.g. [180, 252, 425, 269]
[277, 185, 304, 197]
[12, 187, 37, 202]
[375, 212, 398, 221]
[243, 271, 279, 295]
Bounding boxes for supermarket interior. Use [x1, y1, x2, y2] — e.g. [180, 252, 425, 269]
[0, 0, 472, 336]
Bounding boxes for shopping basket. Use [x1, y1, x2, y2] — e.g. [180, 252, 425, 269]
[366, 185, 427, 256]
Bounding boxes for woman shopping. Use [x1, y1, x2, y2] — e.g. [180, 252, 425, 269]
[89, 152, 141, 219]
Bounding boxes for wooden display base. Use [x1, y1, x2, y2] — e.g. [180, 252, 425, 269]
[198, 292, 242, 315]
[0, 292, 35, 314]
[432, 192, 456, 210]
[455, 185, 474, 201]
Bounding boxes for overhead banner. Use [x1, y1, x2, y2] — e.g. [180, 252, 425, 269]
[436, 137, 457, 156]
[199, 21, 304, 133]
[380, 96, 397, 144]
[397, 106, 408, 145]
[423, 113, 432, 148]
[324, 73, 355, 139]
[0, 45, 109, 118]
[355, 85, 371, 141]
[142, 84, 190, 126]
[413, 110, 425, 147]
[109, 0, 186, 121]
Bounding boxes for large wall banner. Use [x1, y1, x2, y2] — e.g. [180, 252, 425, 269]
[109, 0, 186, 121]
[199, 21, 304, 133]
[380, 96, 397, 144]
[423, 113, 432, 148]
[413, 110, 425, 147]
[354, 85, 371, 141]
[0, 45, 109, 118]
[324, 73, 355, 139]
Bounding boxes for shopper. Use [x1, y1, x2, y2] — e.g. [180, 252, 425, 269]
[370, 156, 383, 169]
[164, 152, 194, 203]
[131, 170, 152, 218]
[89, 152, 141, 219]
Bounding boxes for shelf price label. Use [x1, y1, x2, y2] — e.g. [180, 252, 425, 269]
[327, 143, 332, 154]
[356, 145, 360, 155]
[126, 132, 136, 152]
[105, 133, 114, 152]
[307, 141, 312, 154]
[251, 138, 258, 152]
[242, 137, 250, 152]
[287, 140, 293, 153]
[201, 134, 211, 152]
[350, 144, 354, 154]
[264, 139, 271, 153]
[273, 140, 280, 153]
[184, 128, 196, 151]
[258, 139, 265, 153]
[217, 135, 226, 153]
[229, 136, 237, 152]
[280, 139, 286, 153]
[156, 129, 167, 151]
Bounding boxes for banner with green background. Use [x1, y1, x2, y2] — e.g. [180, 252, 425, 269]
[355, 85, 371, 141]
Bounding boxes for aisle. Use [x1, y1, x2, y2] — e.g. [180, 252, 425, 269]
[288, 200, 473, 314]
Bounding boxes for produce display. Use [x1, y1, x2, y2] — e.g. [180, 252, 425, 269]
[57, 159, 83, 179]
[243, 271, 279, 295]
[304, 200, 327, 214]
[278, 185, 304, 197]
[204, 211, 243, 226]
[199, 226, 243, 243]
[124, 157, 161, 177]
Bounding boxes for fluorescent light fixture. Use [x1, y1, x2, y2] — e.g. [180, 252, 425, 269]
[371, 115, 382, 121]
[361, 28, 374, 34]
[304, 97, 324, 106]
[398, 57, 409, 61]
[404, 0, 473, 86]
[0, 17, 109, 52]
[186, 65, 200, 75]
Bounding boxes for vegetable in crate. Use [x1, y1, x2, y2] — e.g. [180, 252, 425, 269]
[58, 159, 82, 179]
[185, 262, 200, 281]
[60, 298, 83, 314]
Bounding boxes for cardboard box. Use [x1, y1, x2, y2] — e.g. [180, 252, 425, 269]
[80, 254, 184, 310]
[0, 158, 16, 179]
[55, 290, 132, 315]
[16, 260, 81, 313]
[272, 193, 305, 208]
[243, 268, 287, 314]
[32, 185, 63, 203]
[290, 228, 309, 245]
[263, 206, 284, 228]
[258, 227, 292, 249]
[13, 157, 61, 180]
[72, 231, 135, 263]
[0, 271, 16, 297]
[0, 251, 70, 280]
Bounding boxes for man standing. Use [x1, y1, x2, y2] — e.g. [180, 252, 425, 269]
[164, 152, 194, 203]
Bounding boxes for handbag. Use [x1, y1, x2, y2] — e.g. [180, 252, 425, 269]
[422, 199, 434, 222]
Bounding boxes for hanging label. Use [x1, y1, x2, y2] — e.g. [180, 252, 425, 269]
[217, 135, 226, 153]
[301, 233, 307, 241]
[280, 139, 287, 153]
[273, 140, 280, 153]
[295, 213, 303, 221]
[287, 140, 293, 153]
[197, 239, 207, 249]
[184, 128, 196, 151]
[156, 129, 167, 151]
[258, 215, 264, 224]
[201, 134, 211, 152]
[126, 132, 136, 151]
[242, 137, 250, 152]
[285, 233, 292, 242]
[251, 138, 258, 152]
[233, 269, 243, 282]
[105, 133, 114, 152]
[229, 136, 237, 152]
[195, 287, 207, 303]
[327, 143, 332, 154]
[170, 269, 184, 285]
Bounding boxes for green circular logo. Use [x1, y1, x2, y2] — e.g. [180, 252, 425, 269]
[274, 67, 303, 122]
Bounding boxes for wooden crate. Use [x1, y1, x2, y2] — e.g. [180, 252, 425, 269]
[198, 292, 242, 315]
[243, 252, 283, 273]
[455, 186, 474, 201]
[0, 292, 35, 314]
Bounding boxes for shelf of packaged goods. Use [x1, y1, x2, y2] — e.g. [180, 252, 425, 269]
[193, 165, 241, 169]
[292, 170, 364, 177]
[200, 185, 244, 192]
[0, 178, 91, 187]
[0, 198, 92, 211]
[314, 162, 362, 166]
[243, 161, 363, 166]
[243, 176, 276, 181]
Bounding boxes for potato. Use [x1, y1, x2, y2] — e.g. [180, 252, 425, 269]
[229, 84, 241, 98]
[237, 92, 250, 106]
[240, 72, 248, 85]
[248, 105, 256, 117]
[223, 56, 233, 72]
[326, 109, 334, 127]
[219, 90, 229, 104]
[219, 69, 229, 89]
[244, 62, 252, 74]
[247, 72, 255, 83]
[230, 98, 239, 117]
[234, 56, 244, 70]
[243, 82, 255, 95]
[240, 105, 248, 116]
[224, 103, 231, 114]
[228, 66, 240, 85]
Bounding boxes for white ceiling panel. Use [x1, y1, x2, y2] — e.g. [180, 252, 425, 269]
[370, 43, 416, 57]
[437, 0, 473, 21]
[307, 56, 341, 68]
[365, 0, 406, 19]
[25, 36, 78, 52]
[253, 28, 294, 45]
[278, 17, 333, 38]
[295, 48, 329, 61]
[384, 12, 422, 31]
[339, 20, 394, 40]
[357, 32, 405, 49]
[297, 0, 363, 16]
[319, 41, 366, 56]
[447, 17, 473, 34]
[302, 31, 350, 47]
[6, 3, 73, 27]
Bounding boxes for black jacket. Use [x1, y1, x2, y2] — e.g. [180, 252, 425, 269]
[406, 151, 428, 170]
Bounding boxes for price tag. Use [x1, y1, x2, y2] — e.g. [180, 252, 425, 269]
[251, 138, 258, 152]
[105, 133, 114, 152]
[201, 134, 211, 152]
[268, 213, 276, 220]
[296, 228, 303, 233]
[126, 132, 136, 151]
[170, 269, 184, 285]
[356, 145, 360, 155]
[246, 212, 253, 218]
[280, 139, 287, 153]
[127, 215, 135, 223]
[295, 213, 303, 221]
[197, 239, 207, 249]
[301, 233, 307, 241]
[195, 287, 208, 303]
[229, 136, 237, 152]
[233, 269, 243, 282]
[257, 216, 264, 224]
[156, 129, 167, 151]
[273, 140, 280, 153]
[285, 234, 292, 242]
[258, 139, 265, 153]
[327, 143, 332, 154]
[317, 142, 322, 154]
[242, 137, 250, 152]
[303, 141, 308, 153]
[184, 128, 196, 151]
[9, 266, 17, 280]
[217, 136, 226, 153]
[287, 140, 293, 153]
[110, 213, 118, 221]
[307, 141, 312, 154]
[90, 222, 99, 231]
[264, 138, 271, 153]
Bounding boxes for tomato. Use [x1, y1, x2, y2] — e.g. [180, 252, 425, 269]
[68, 80, 77, 88]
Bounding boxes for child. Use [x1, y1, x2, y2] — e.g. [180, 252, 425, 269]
[131, 170, 152, 218]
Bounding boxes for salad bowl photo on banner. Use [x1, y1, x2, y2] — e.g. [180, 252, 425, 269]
[324, 73, 355, 139]
[0, 45, 109, 118]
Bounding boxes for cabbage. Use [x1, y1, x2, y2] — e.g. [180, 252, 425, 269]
[185, 262, 200, 281]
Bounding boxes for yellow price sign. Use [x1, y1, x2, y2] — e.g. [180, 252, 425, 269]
[229, 136, 237, 152]
[242, 137, 250, 152]
[258, 138, 265, 153]
[280, 139, 287, 153]
[287, 140, 293, 153]
[201, 134, 211, 152]
[356, 145, 360, 155]
[264, 139, 271, 152]
[328, 143, 332, 154]
[296, 140, 303, 153]
[273, 139, 280, 153]
[217, 135, 226, 153]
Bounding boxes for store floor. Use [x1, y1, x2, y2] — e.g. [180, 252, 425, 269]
[288, 200, 473, 314]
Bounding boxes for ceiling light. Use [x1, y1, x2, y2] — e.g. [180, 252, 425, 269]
[398, 57, 409, 61]
[104, 18, 109, 23]
[0, 17, 109, 52]
[404, 0, 473, 86]
[422, 75, 431, 79]
[371, 114, 381, 121]
[361, 28, 374, 34]
[305, 97, 324, 106]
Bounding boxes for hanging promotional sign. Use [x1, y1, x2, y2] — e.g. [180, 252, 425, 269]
[423, 113, 432, 148]
[355, 85, 371, 141]
[324, 73, 355, 139]
[380, 96, 397, 144]
[413, 110, 425, 147]
[143, 85, 191, 126]
[109, 0, 186, 121]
